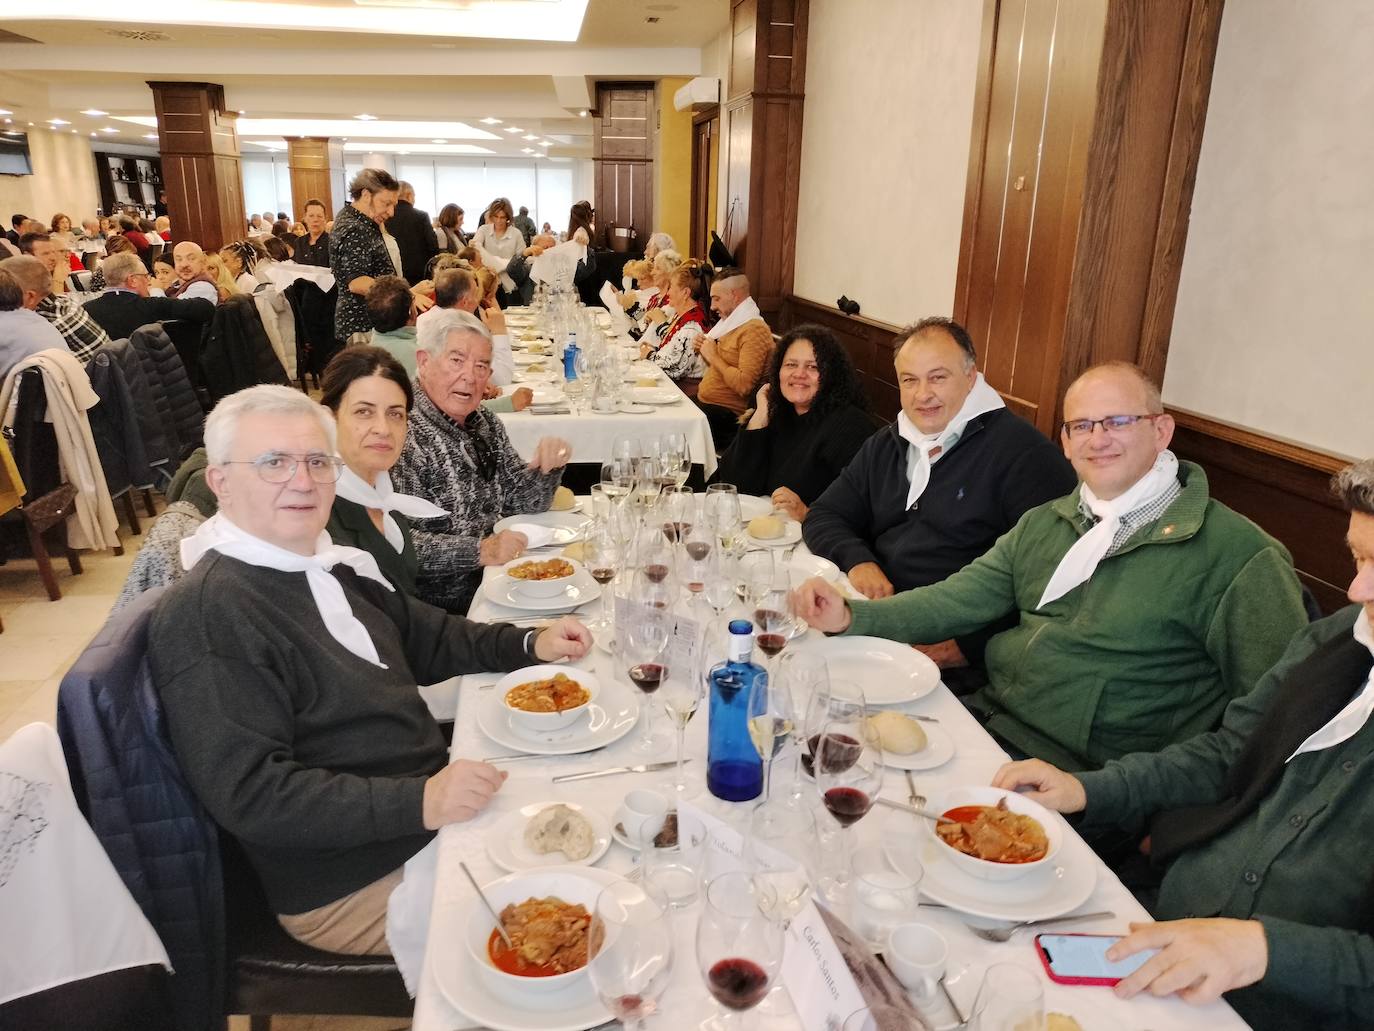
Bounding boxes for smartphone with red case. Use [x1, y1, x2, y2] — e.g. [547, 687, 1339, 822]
[1034, 933, 1157, 986]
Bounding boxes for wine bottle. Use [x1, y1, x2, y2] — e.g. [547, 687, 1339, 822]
[706, 619, 765, 802]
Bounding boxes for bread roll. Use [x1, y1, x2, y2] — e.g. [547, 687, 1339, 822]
[523, 803, 595, 861]
[866, 711, 927, 755]
[550, 486, 575, 511]
[748, 515, 784, 540]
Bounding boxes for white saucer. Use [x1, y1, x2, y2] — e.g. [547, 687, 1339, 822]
[477, 685, 640, 755]
[483, 570, 602, 612]
[900, 829, 1097, 922]
[494, 511, 591, 545]
[745, 520, 802, 548]
[879, 720, 955, 771]
[436, 869, 618, 1031]
[487, 802, 612, 872]
[796, 636, 939, 706]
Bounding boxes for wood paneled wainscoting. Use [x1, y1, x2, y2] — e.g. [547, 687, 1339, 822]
[779, 296, 1357, 615]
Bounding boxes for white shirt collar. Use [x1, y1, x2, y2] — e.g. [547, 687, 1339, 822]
[1287, 610, 1374, 762]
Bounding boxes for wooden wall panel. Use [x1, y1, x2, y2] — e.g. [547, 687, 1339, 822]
[286, 137, 339, 218]
[148, 81, 244, 251]
[592, 83, 654, 242]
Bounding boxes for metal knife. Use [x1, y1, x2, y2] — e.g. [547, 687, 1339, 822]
[552, 759, 686, 783]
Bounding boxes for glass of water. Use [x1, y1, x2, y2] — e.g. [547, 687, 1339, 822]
[851, 845, 923, 953]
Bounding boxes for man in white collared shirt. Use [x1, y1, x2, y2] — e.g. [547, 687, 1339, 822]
[993, 457, 1374, 1031]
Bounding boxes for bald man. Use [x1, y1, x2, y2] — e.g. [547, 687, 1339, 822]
[169, 242, 219, 304]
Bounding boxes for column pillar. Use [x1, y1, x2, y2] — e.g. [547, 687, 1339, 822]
[147, 80, 244, 251]
[286, 136, 345, 218]
[721, 0, 808, 324]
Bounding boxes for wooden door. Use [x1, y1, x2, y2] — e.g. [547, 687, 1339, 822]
[689, 109, 720, 260]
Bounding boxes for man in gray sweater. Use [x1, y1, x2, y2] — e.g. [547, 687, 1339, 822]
[150, 385, 590, 955]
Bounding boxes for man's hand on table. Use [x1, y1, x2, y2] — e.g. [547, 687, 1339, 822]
[914, 638, 968, 669]
[528, 436, 572, 473]
[1110, 919, 1268, 1004]
[421, 758, 507, 829]
[848, 561, 894, 599]
[991, 759, 1087, 813]
[533, 617, 593, 662]
[791, 577, 852, 634]
[483, 383, 501, 400]
[480, 530, 527, 566]
[510, 387, 534, 412]
[770, 486, 806, 522]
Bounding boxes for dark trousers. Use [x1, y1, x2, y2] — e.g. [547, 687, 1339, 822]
[698, 401, 742, 452]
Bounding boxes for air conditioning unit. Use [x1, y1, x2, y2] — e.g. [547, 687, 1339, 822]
[673, 77, 720, 112]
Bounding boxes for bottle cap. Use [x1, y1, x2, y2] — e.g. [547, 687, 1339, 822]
[728, 618, 753, 636]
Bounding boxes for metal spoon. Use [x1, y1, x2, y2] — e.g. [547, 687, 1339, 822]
[459, 860, 513, 948]
[966, 910, 1116, 943]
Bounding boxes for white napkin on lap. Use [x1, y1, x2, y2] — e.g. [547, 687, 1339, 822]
[504, 522, 558, 549]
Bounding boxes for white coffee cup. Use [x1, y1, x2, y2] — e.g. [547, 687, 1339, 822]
[886, 921, 948, 999]
[616, 789, 668, 847]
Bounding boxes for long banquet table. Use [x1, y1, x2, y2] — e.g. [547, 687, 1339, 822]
[410, 536, 1250, 1031]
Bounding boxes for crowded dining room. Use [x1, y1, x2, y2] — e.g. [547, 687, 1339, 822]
[1, 1, 1371, 1029]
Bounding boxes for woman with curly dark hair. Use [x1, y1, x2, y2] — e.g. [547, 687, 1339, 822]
[713, 324, 875, 520]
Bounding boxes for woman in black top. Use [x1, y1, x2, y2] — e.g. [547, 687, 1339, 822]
[320, 346, 444, 593]
[714, 324, 875, 522]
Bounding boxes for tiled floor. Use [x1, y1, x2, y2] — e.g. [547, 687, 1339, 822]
[0, 528, 412, 1031]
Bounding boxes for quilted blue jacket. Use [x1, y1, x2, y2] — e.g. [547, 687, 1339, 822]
[56, 588, 224, 1031]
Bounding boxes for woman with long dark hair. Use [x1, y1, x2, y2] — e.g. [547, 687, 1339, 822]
[714, 324, 875, 521]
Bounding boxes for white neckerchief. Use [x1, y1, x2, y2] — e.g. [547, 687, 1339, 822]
[334, 466, 446, 554]
[180, 513, 395, 668]
[1287, 610, 1374, 763]
[896, 372, 1005, 509]
[1036, 450, 1180, 609]
[706, 295, 762, 341]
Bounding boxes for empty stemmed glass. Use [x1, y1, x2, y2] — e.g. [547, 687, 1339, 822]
[660, 625, 705, 800]
[814, 714, 884, 902]
[581, 521, 620, 636]
[704, 483, 743, 553]
[746, 661, 798, 803]
[696, 871, 785, 1031]
[745, 800, 816, 928]
[776, 651, 830, 804]
[622, 583, 673, 755]
[632, 456, 664, 512]
[586, 880, 675, 1031]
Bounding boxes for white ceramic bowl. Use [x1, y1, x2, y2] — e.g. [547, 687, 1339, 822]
[497, 665, 600, 732]
[503, 556, 580, 598]
[463, 867, 604, 1007]
[926, 785, 1062, 882]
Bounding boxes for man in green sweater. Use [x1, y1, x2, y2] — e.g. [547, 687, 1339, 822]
[991, 459, 1374, 1030]
[795, 362, 1307, 771]
[150, 385, 591, 955]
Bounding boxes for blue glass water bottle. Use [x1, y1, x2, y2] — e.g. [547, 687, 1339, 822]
[562, 332, 579, 381]
[707, 619, 765, 802]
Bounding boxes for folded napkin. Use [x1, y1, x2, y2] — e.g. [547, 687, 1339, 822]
[504, 522, 559, 548]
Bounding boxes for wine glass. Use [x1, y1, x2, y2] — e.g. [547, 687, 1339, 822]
[659, 484, 695, 545]
[746, 661, 797, 803]
[814, 714, 883, 902]
[660, 627, 705, 800]
[776, 651, 830, 804]
[752, 584, 794, 676]
[842, 1005, 919, 1031]
[704, 483, 742, 552]
[586, 879, 675, 1031]
[622, 589, 672, 755]
[745, 801, 816, 928]
[581, 521, 620, 635]
[681, 517, 715, 606]
[634, 518, 676, 590]
[696, 871, 785, 1031]
[632, 455, 664, 512]
[702, 547, 738, 621]
[799, 678, 866, 780]
[612, 435, 639, 466]
[661, 432, 690, 487]
[970, 964, 1045, 1030]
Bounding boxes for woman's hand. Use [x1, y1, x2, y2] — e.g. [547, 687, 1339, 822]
[479, 530, 527, 566]
[411, 289, 435, 312]
[747, 384, 772, 429]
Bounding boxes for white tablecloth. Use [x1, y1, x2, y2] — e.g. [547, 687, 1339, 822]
[262, 259, 336, 292]
[495, 379, 717, 477]
[410, 567, 1250, 1031]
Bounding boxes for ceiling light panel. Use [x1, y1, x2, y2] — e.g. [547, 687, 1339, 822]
[80, 109, 107, 116]
[31, 0, 591, 43]
[341, 141, 494, 156]
[113, 115, 500, 141]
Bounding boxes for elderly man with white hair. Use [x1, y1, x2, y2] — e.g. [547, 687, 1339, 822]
[392, 310, 572, 613]
[149, 384, 591, 956]
[82, 250, 214, 341]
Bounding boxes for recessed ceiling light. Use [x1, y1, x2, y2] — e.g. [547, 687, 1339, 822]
[71, 129, 77, 134]
[48, 118, 70, 126]
[143, 133, 159, 140]
[354, 113, 378, 121]
[538, 140, 552, 146]
[504, 126, 523, 133]
[238, 110, 247, 115]
[80, 109, 107, 117]
[2, 119, 10, 124]
[90, 132, 97, 137]
[101, 127, 119, 133]
[0, 109, 11, 115]
[579, 110, 588, 118]
[523, 134, 538, 141]
[431, 138, 448, 144]
[27, 122, 34, 127]
[480, 117, 501, 125]
[521, 148, 534, 154]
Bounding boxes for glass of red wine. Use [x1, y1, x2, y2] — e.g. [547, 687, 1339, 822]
[580, 521, 620, 636]
[695, 871, 785, 1031]
[799, 678, 867, 781]
[660, 484, 695, 545]
[586, 879, 674, 1031]
[622, 586, 673, 755]
[814, 714, 883, 902]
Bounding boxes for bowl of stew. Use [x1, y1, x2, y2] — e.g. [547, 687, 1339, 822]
[496, 665, 600, 732]
[926, 785, 1062, 882]
[464, 867, 605, 1007]
[503, 556, 580, 598]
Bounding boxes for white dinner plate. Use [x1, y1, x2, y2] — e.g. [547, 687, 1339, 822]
[530, 388, 566, 405]
[616, 402, 653, 415]
[482, 568, 603, 612]
[493, 511, 591, 545]
[898, 830, 1097, 922]
[513, 369, 559, 383]
[745, 519, 802, 548]
[877, 720, 955, 771]
[487, 802, 612, 872]
[435, 867, 619, 1031]
[513, 351, 553, 365]
[736, 494, 774, 521]
[477, 683, 640, 755]
[629, 387, 680, 405]
[801, 636, 939, 706]
[788, 553, 840, 586]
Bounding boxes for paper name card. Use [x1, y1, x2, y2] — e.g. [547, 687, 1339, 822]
[781, 900, 870, 1031]
[676, 798, 746, 865]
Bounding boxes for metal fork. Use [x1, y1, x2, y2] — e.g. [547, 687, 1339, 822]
[905, 769, 926, 810]
[967, 910, 1115, 943]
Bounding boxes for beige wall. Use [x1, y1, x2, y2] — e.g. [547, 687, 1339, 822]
[0, 127, 101, 229]
[1163, 0, 1374, 459]
[653, 76, 694, 253]
[792, 0, 982, 327]
[700, 25, 731, 244]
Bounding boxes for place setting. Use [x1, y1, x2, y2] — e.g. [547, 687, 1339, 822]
[476, 664, 641, 757]
[481, 555, 604, 612]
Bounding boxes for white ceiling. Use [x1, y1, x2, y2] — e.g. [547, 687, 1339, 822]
[0, 0, 727, 157]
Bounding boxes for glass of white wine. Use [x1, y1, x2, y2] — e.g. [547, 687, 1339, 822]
[660, 627, 705, 800]
[746, 658, 796, 803]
